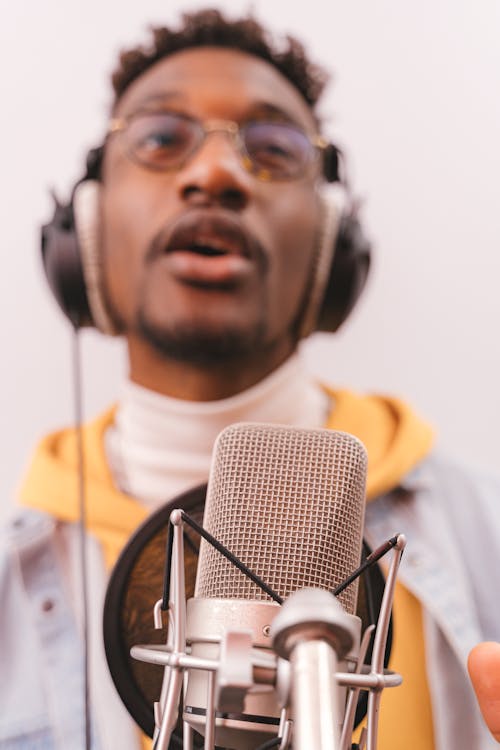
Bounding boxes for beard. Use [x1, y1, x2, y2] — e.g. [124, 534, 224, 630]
[102, 273, 277, 367]
[135, 308, 269, 367]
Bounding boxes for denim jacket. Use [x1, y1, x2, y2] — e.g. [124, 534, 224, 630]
[0, 513, 139, 750]
[364, 454, 500, 750]
[1, 453, 499, 749]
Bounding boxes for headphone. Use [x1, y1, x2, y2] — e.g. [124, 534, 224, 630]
[40, 142, 372, 335]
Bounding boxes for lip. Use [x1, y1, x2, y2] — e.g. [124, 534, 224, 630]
[163, 250, 252, 285]
[151, 209, 264, 286]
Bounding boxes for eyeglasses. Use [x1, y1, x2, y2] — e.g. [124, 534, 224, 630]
[107, 110, 328, 181]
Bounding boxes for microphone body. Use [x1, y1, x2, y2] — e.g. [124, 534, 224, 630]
[183, 422, 368, 748]
[184, 598, 282, 749]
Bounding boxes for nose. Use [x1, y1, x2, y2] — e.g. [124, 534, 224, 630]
[175, 133, 252, 211]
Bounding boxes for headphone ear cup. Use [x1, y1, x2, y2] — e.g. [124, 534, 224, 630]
[315, 209, 372, 332]
[40, 178, 119, 334]
[40, 191, 93, 328]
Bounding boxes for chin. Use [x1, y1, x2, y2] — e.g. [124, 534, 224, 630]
[136, 312, 268, 367]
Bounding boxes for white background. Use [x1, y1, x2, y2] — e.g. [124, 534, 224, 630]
[1, 1, 499, 515]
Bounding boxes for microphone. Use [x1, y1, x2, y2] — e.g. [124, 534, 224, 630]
[126, 422, 404, 750]
[183, 421, 367, 749]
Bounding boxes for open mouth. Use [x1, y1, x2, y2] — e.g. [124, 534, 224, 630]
[183, 242, 232, 258]
[158, 211, 258, 286]
[163, 212, 251, 260]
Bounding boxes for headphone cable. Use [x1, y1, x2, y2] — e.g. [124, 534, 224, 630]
[72, 328, 91, 750]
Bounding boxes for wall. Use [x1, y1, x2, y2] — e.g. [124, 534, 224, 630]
[1, 0, 499, 515]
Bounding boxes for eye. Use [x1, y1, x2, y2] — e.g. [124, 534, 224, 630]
[249, 130, 295, 161]
[142, 129, 180, 149]
[125, 112, 199, 168]
[243, 122, 312, 177]
[259, 141, 294, 158]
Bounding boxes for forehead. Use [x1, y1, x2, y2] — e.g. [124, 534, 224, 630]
[115, 46, 317, 132]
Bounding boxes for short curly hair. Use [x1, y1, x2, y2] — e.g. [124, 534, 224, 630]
[111, 8, 329, 111]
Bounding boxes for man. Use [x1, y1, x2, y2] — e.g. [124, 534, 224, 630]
[1, 8, 499, 750]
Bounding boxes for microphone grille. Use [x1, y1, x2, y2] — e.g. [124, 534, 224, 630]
[195, 422, 367, 614]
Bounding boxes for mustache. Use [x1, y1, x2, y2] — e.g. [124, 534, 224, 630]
[145, 209, 269, 274]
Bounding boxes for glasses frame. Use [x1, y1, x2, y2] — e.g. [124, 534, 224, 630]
[107, 110, 329, 181]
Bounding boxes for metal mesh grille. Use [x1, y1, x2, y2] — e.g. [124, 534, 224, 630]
[195, 423, 367, 614]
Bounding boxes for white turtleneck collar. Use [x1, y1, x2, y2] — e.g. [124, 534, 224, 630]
[105, 354, 331, 510]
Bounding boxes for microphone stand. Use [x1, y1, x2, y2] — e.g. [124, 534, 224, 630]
[365, 535, 405, 750]
[131, 512, 405, 750]
[153, 510, 187, 750]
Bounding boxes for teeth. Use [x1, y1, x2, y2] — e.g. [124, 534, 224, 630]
[166, 222, 247, 257]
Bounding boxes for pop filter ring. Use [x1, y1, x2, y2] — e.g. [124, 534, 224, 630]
[104, 484, 206, 743]
[103, 483, 392, 743]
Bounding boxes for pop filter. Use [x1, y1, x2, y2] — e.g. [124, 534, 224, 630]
[103, 484, 206, 742]
[103, 484, 392, 743]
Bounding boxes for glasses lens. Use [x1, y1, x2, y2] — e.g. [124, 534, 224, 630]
[124, 112, 200, 170]
[242, 121, 315, 179]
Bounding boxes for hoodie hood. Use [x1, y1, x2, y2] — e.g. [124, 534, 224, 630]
[18, 389, 433, 567]
[324, 388, 434, 500]
[18, 408, 146, 566]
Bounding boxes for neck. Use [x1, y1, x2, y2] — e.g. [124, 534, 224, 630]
[126, 333, 296, 400]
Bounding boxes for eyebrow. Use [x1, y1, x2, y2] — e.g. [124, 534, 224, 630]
[246, 101, 302, 123]
[119, 92, 182, 115]
[120, 93, 311, 130]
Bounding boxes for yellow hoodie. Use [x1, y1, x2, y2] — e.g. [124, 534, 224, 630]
[19, 388, 435, 749]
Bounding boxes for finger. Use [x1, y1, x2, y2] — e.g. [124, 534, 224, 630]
[468, 642, 500, 742]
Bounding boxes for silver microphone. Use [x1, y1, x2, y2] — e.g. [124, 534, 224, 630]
[183, 421, 368, 749]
